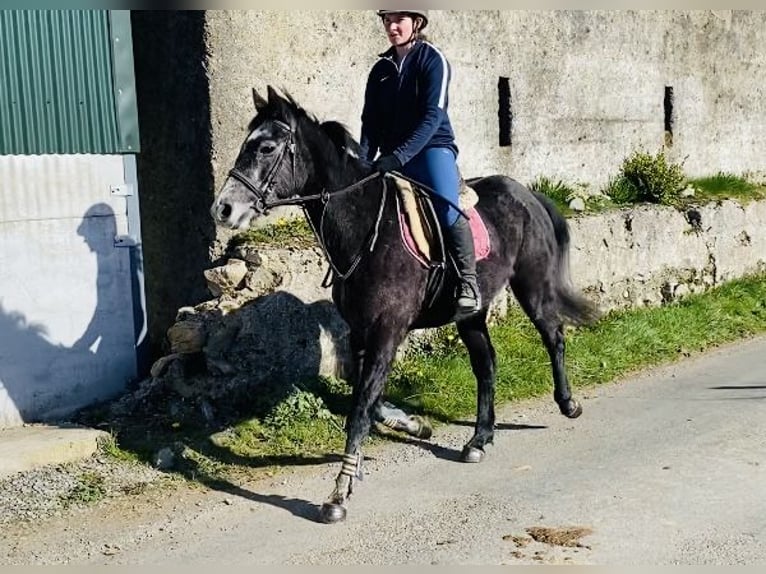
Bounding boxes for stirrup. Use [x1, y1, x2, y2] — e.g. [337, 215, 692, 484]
[455, 282, 481, 315]
[456, 298, 481, 315]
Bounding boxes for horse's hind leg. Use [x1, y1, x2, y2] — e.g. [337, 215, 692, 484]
[374, 400, 432, 439]
[511, 279, 582, 419]
[456, 309, 497, 463]
[346, 332, 431, 439]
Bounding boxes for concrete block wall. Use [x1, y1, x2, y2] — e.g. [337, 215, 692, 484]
[131, 10, 766, 357]
[569, 199, 766, 310]
[205, 10, 766, 193]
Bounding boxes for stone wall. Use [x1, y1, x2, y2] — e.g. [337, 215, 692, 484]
[149, 198, 765, 408]
[206, 10, 766, 194]
[569, 199, 766, 309]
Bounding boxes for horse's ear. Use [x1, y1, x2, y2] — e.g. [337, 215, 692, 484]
[266, 85, 295, 124]
[267, 85, 281, 105]
[252, 88, 268, 111]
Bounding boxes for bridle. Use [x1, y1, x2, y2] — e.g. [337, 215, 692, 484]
[224, 118, 386, 283]
[223, 119, 468, 285]
[222, 118, 469, 285]
[229, 120, 388, 217]
[226, 119, 385, 214]
[226, 119, 298, 215]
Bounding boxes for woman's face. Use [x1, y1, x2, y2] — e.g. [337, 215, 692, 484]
[382, 14, 415, 46]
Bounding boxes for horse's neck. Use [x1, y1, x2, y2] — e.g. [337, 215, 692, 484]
[304, 175, 388, 272]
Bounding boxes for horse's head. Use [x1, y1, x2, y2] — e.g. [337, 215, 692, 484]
[211, 86, 306, 229]
[211, 86, 364, 230]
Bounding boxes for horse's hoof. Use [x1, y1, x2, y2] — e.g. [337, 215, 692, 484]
[409, 416, 432, 440]
[460, 445, 485, 463]
[561, 399, 583, 419]
[318, 502, 347, 524]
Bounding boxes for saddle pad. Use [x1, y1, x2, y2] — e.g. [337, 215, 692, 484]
[399, 206, 491, 267]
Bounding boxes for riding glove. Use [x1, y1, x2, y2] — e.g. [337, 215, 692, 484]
[373, 154, 402, 174]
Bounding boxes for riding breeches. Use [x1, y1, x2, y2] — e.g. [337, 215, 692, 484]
[401, 146, 461, 227]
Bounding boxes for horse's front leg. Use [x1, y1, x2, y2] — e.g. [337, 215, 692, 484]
[319, 328, 401, 524]
[456, 310, 497, 463]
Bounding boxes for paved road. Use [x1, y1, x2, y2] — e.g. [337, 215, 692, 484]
[4, 336, 766, 565]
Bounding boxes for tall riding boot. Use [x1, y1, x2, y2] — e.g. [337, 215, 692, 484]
[444, 217, 482, 317]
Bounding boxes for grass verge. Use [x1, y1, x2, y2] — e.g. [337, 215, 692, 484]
[386, 273, 766, 421]
[104, 274, 766, 486]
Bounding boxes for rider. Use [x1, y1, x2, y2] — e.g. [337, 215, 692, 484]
[359, 9, 481, 318]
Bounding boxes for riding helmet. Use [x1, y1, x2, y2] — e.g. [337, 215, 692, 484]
[376, 9, 429, 29]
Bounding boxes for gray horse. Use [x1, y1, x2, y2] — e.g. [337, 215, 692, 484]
[211, 86, 600, 523]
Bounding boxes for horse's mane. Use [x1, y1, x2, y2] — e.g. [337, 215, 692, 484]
[320, 120, 362, 159]
[248, 89, 362, 175]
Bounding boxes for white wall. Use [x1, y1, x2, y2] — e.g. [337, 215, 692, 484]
[0, 155, 143, 427]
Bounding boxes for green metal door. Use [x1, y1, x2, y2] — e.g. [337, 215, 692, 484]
[0, 10, 139, 155]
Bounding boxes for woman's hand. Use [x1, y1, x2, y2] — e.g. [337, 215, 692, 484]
[373, 154, 402, 174]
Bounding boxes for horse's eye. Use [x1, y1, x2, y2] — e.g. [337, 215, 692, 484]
[259, 143, 277, 155]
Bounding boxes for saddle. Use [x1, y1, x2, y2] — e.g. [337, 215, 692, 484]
[392, 174, 490, 267]
[390, 174, 491, 308]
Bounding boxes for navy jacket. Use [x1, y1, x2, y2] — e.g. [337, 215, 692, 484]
[359, 40, 459, 165]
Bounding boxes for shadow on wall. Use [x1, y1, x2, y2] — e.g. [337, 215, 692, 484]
[0, 203, 142, 427]
[203, 290, 351, 393]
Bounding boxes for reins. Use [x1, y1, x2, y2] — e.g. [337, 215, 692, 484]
[225, 115, 468, 285]
[308, 177, 389, 287]
[227, 168, 382, 212]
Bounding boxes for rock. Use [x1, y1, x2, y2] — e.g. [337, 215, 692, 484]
[153, 447, 176, 470]
[230, 244, 263, 265]
[175, 306, 198, 321]
[204, 318, 242, 356]
[204, 258, 249, 297]
[681, 185, 696, 197]
[206, 357, 236, 375]
[245, 266, 280, 295]
[149, 353, 182, 378]
[569, 196, 586, 211]
[167, 320, 207, 354]
[674, 283, 691, 299]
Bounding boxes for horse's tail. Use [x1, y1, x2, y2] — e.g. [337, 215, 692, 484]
[531, 191, 601, 326]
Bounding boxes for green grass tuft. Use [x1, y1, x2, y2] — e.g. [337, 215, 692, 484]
[230, 217, 315, 249]
[58, 471, 107, 508]
[99, 432, 140, 463]
[687, 172, 765, 203]
[527, 176, 577, 214]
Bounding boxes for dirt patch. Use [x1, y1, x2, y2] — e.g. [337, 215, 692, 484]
[525, 526, 593, 548]
[502, 534, 532, 547]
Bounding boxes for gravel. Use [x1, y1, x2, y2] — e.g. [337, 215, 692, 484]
[0, 454, 171, 527]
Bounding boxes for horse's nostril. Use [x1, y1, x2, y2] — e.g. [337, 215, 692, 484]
[219, 203, 232, 219]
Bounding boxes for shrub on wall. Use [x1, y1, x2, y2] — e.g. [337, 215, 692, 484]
[606, 150, 686, 205]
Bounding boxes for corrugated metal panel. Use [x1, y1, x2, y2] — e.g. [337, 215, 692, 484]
[0, 10, 139, 155]
[110, 11, 140, 154]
